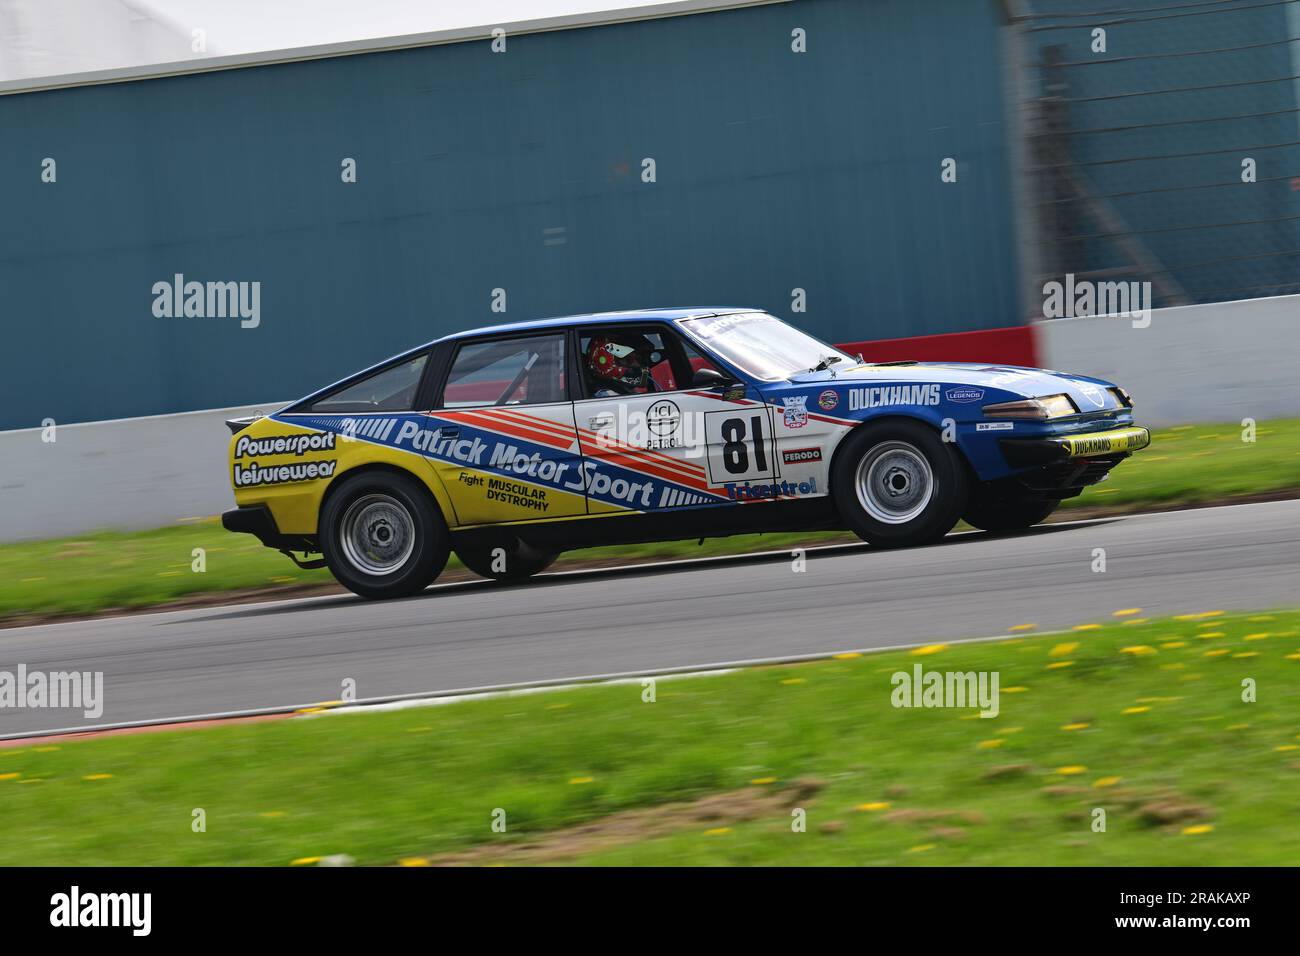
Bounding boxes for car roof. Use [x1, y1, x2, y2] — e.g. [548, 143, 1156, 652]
[429, 308, 754, 345]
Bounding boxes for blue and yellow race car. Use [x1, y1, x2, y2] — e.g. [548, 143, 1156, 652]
[223, 309, 1149, 598]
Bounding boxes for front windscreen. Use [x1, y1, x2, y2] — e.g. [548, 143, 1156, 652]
[679, 312, 854, 382]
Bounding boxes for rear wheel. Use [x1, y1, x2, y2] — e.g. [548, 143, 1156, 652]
[831, 420, 969, 548]
[963, 496, 1058, 533]
[320, 471, 449, 599]
[455, 540, 559, 582]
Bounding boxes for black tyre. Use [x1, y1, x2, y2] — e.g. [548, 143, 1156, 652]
[831, 419, 969, 548]
[455, 540, 559, 582]
[320, 470, 450, 600]
[963, 496, 1058, 533]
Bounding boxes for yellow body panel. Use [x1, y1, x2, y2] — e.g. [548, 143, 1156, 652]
[229, 416, 456, 535]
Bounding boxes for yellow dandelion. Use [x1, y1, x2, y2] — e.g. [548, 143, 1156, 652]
[1056, 765, 1087, 775]
[1093, 776, 1121, 788]
[1198, 632, 1226, 640]
[1275, 745, 1299, 752]
[0, 773, 20, 782]
[1286, 653, 1300, 661]
[290, 857, 322, 866]
[1113, 608, 1142, 617]
[781, 677, 806, 685]
[977, 739, 1004, 749]
[1009, 624, 1036, 632]
[1046, 661, 1075, 669]
[833, 652, 862, 660]
[569, 776, 594, 785]
[1248, 615, 1274, 623]
[1244, 633, 1270, 641]
[1122, 706, 1150, 715]
[1182, 824, 1214, 836]
[1061, 722, 1090, 731]
[1122, 618, 1150, 626]
[704, 827, 733, 836]
[1120, 645, 1157, 656]
[1072, 624, 1102, 631]
[1233, 652, 1258, 659]
[997, 726, 1024, 735]
[910, 644, 947, 656]
[82, 773, 113, 781]
[1050, 642, 1079, 657]
[907, 843, 936, 853]
[1003, 686, 1029, 693]
[750, 777, 777, 785]
[398, 858, 430, 867]
[856, 802, 891, 812]
[1161, 641, 1187, 649]
[1203, 649, 1229, 657]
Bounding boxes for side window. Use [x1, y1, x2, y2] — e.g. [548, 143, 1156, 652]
[440, 333, 567, 408]
[307, 353, 428, 413]
[578, 327, 724, 396]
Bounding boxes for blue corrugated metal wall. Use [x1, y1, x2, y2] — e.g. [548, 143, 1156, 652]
[1028, 0, 1300, 303]
[0, 0, 1017, 430]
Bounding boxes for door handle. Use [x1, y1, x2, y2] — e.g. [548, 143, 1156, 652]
[439, 425, 460, 438]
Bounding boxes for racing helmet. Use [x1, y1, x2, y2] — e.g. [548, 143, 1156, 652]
[586, 335, 653, 391]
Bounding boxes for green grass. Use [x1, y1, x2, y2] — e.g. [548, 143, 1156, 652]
[2, 417, 1297, 622]
[2, 611, 1298, 865]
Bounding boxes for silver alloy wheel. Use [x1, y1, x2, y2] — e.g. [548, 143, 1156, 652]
[853, 440, 935, 524]
[338, 493, 416, 575]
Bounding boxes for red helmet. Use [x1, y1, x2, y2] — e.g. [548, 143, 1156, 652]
[586, 335, 649, 390]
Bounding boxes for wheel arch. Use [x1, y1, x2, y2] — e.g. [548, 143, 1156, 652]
[827, 413, 975, 495]
[318, 461, 453, 531]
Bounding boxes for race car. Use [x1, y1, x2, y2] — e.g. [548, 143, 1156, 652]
[222, 308, 1150, 599]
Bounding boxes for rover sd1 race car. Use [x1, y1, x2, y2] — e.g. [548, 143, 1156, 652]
[222, 309, 1150, 599]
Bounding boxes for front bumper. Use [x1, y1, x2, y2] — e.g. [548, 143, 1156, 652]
[999, 425, 1150, 468]
[222, 504, 318, 552]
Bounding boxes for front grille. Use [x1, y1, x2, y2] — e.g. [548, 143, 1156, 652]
[1018, 454, 1126, 496]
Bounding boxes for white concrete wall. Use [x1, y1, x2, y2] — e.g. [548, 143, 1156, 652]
[1037, 294, 1300, 427]
[0, 402, 285, 542]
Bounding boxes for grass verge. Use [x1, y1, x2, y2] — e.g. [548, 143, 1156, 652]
[1, 610, 1298, 865]
[3, 417, 1297, 623]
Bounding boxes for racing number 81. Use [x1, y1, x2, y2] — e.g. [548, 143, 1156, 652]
[721, 415, 768, 475]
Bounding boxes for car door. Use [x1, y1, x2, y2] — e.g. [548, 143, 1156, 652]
[427, 331, 587, 526]
[572, 325, 777, 513]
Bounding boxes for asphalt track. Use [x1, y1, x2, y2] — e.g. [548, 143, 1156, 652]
[2, 500, 1298, 737]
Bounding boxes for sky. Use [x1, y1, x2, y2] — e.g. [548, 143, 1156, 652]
[0, 0, 698, 82]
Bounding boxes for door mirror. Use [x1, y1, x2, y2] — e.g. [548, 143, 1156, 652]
[692, 367, 731, 387]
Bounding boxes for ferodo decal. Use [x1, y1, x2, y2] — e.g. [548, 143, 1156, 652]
[848, 384, 940, 410]
[782, 446, 823, 464]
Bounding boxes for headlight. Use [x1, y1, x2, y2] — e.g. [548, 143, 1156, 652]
[982, 394, 1078, 420]
[1109, 386, 1133, 408]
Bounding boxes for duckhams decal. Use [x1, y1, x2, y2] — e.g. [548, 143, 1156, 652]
[848, 384, 941, 410]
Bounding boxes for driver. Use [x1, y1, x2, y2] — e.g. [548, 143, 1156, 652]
[585, 334, 659, 396]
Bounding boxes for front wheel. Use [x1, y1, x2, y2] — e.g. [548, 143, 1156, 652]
[320, 471, 449, 599]
[831, 420, 969, 548]
[963, 497, 1058, 533]
[455, 540, 559, 582]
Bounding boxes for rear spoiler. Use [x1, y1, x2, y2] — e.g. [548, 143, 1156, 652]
[225, 415, 263, 435]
